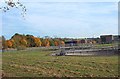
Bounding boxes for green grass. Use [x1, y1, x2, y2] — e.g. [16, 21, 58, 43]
[2, 49, 119, 77]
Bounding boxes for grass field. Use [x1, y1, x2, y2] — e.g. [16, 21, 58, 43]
[2, 49, 119, 77]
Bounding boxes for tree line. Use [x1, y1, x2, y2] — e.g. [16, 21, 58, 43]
[2, 33, 65, 50]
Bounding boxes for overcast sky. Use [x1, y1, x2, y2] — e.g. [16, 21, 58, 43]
[0, 0, 118, 39]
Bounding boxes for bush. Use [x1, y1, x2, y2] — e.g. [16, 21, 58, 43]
[17, 45, 26, 51]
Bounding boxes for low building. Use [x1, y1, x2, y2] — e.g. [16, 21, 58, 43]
[80, 39, 87, 44]
[100, 35, 113, 44]
[65, 40, 78, 46]
[113, 35, 120, 43]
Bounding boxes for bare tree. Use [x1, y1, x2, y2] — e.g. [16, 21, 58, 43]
[0, 0, 27, 18]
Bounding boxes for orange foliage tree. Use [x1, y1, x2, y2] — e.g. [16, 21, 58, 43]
[10, 39, 16, 48]
[6, 40, 13, 48]
[33, 37, 42, 47]
[5, 33, 67, 48]
[54, 41, 59, 46]
[60, 41, 65, 46]
[42, 39, 50, 47]
[20, 39, 27, 47]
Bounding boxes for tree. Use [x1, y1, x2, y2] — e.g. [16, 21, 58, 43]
[45, 40, 50, 47]
[11, 33, 28, 48]
[6, 40, 13, 48]
[11, 33, 23, 47]
[10, 39, 16, 48]
[60, 41, 65, 46]
[33, 37, 42, 47]
[54, 38, 61, 46]
[49, 39, 55, 46]
[0, 0, 27, 17]
[42, 39, 50, 47]
[20, 39, 27, 47]
[54, 41, 59, 46]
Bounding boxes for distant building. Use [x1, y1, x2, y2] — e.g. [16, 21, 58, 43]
[65, 40, 78, 46]
[100, 35, 113, 44]
[100, 35, 120, 44]
[113, 35, 120, 43]
[80, 39, 87, 44]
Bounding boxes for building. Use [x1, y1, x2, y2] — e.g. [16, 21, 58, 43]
[100, 35, 113, 44]
[80, 39, 87, 44]
[65, 40, 78, 46]
[113, 35, 120, 43]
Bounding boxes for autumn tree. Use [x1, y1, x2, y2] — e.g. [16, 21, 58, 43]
[40, 38, 44, 46]
[10, 39, 16, 48]
[3, 33, 66, 48]
[33, 37, 42, 47]
[54, 38, 61, 46]
[26, 35, 35, 47]
[10, 33, 28, 48]
[45, 39, 50, 47]
[49, 39, 55, 46]
[54, 41, 59, 46]
[6, 40, 13, 48]
[11, 33, 23, 47]
[42, 39, 50, 47]
[60, 40, 65, 46]
[20, 39, 27, 46]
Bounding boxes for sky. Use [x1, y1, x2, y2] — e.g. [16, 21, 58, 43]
[0, 0, 118, 39]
